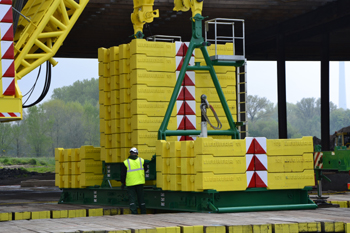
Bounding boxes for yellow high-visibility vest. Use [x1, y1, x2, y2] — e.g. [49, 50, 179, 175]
[124, 157, 145, 186]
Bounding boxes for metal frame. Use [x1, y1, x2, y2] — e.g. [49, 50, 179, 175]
[146, 35, 182, 42]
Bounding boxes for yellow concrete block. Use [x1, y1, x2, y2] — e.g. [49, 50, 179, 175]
[267, 170, 315, 190]
[111, 90, 120, 105]
[55, 148, 64, 161]
[130, 39, 175, 57]
[267, 153, 314, 172]
[62, 162, 71, 175]
[55, 160, 60, 174]
[181, 174, 196, 191]
[71, 161, 80, 175]
[181, 141, 195, 158]
[196, 101, 237, 116]
[13, 211, 31, 220]
[79, 173, 104, 187]
[63, 149, 72, 162]
[120, 118, 131, 133]
[156, 227, 181, 233]
[88, 208, 103, 217]
[100, 105, 105, 119]
[103, 208, 120, 215]
[182, 226, 203, 233]
[71, 174, 81, 188]
[99, 62, 110, 77]
[0, 213, 11, 221]
[137, 145, 156, 160]
[170, 157, 181, 174]
[129, 85, 173, 102]
[156, 171, 163, 188]
[121, 133, 132, 148]
[156, 140, 169, 158]
[68, 209, 86, 218]
[228, 225, 253, 233]
[196, 86, 236, 102]
[100, 133, 106, 147]
[110, 46, 120, 61]
[55, 173, 59, 186]
[195, 172, 246, 191]
[130, 69, 176, 87]
[100, 147, 106, 161]
[80, 146, 101, 160]
[169, 174, 181, 191]
[119, 58, 130, 74]
[122, 208, 131, 214]
[345, 223, 350, 233]
[131, 115, 177, 132]
[196, 116, 238, 130]
[80, 159, 102, 174]
[52, 210, 68, 219]
[181, 157, 195, 174]
[131, 130, 158, 146]
[298, 222, 321, 232]
[194, 137, 246, 157]
[205, 226, 225, 233]
[120, 73, 130, 89]
[105, 91, 112, 106]
[119, 44, 130, 59]
[196, 72, 236, 88]
[106, 134, 113, 148]
[195, 64, 236, 74]
[110, 60, 120, 76]
[252, 225, 272, 233]
[104, 77, 112, 92]
[266, 137, 313, 156]
[273, 224, 298, 233]
[99, 76, 105, 90]
[31, 211, 50, 219]
[169, 141, 182, 158]
[120, 88, 131, 103]
[111, 75, 120, 90]
[131, 55, 176, 72]
[105, 119, 112, 134]
[121, 100, 176, 117]
[195, 43, 234, 58]
[334, 222, 345, 232]
[112, 133, 121, 147]
[195, 155, 246, 174]
[98, 47, 109, 63]
[111, 105, 121, 120]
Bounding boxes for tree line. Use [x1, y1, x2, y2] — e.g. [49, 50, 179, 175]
[0, 78, 99, 157]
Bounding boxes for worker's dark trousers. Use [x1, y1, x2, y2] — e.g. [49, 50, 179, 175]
[127, 184, 146, 214]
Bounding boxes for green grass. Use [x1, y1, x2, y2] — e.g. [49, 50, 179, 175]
[0, 157, 55, 173]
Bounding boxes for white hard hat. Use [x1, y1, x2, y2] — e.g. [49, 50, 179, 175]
[130, 147, 138, 154]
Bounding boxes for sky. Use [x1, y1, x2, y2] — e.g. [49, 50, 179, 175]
[18, 58, 349, 109]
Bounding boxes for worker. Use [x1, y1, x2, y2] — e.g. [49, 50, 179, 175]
[121, 147, 147, 214]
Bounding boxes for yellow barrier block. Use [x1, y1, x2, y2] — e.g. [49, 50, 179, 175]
[63, 149, 73, 162]
[110, 60, 120, 76]
[298, 222, 321, 232]
[55, 160, 60, 174]
[267, 170, 315, 190]
[105, 119, 113, 134]
[80, 159, 103, 174]
[322, 222, 345, 232]
[205, 226, 225, 233]
[0, 213, 11, 221]
[68, 209, 86, 218]
[345, 223, 350, 233]
[195, 43, 234, 58]
[131, 115, 177, 132]
[181, 157, 195, 174]
[88, 208, 103, 217]
[61, 162, 71, 175]
[111, 75, 120, 90]
[181, 141, 195, 158]
[13, 211, 30, 220]
[196, 101, 237, 116]
[111, 105, 121, 120]
[132, 130, 158, 146]
[55, 148, 64, 162]
[71, 162, 80, 175]
[55, 173, 59, 186]
[120, 89, 131, 103]
[195, 155, 246, 174]
[100, 146, 106, 161]
[273, 223, 298, 233]
[169, 141, 182, 158]
[31, 211, 50, 220]
[112, 133, 121, 147]
[122, 208, 131, 215]
[100, 105, 105, 119]
[99, 62, 110, 77]
[266, 137, 313, 156]
[103, 208, 120, 215]
[103, 77, 112, 92]
[119, 44, 130, 59]
[71, 174, 81, 188]
[194, 137, 246, 157]
[196, 172, 246, 192]
[252, 225, 272, 233]
[156, 171, 163, 188]
[130, 39, 176, 57]
[137, 145, 156, 160]
[129, 85, 174, 102]
[130, 54, 176, 72]
[80, 146, 101, 160]
[111, 90, 120, 105]
[130, 69, 176, 87]
[121, 133, 132, 148]
[119, 58, 130, 74]
[156, 140, 169, 158]
[99, 76, 105, 90]
[182, 226, 203, 233]
[120, 100, 176, 117]
[196, 86, 236, 102]
[195, 64, 236, 74]
[196, 72, 236, 88]
[228, 225, 253, 233]
[98, 47, 109, 63]
[120, 118, 131, 133]
[156, 227, 181, 233]
[110, 46, 120, 61]
[100, 132, 106, 147]
[52, 210, 68, 219]
[267, 153, 314, 172]
[106, 134, 113, 148]
[120, 73, 130, 89]
[160, 157, 181, 174]
[79, 173, 104, 187]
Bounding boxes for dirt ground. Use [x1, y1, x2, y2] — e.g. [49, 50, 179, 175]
[0, 167, 55, 186]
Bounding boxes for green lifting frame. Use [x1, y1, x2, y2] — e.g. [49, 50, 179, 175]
[158, 14, 245, 140]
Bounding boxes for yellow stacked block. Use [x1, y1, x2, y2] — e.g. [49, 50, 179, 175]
[266, 137, 313, 156]
[194, 137, 246, 156]
[267, 170, 315, 190]
[130, 69, 176, 87]
[267, 153, 314, 172]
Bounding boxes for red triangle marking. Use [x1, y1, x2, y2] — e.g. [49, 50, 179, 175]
[255, 172, 267, 187]
[177, 88, 185, 100]
[247, 139, 255, 154]
[248, 172, 256, 188]
[183, 87, 195, 100]
[254, 139, 266, 154]
[178, 117, 185, 130]
[1, 7, 12, 22]
[0, 1, 13, 5]
[2, 24, 13, 41]
[176, 57, 184, 71]
[179, 136, 186, 141]
[184, 102, 196, 115]
[183, 73, 195, 86]
[3, 61, 15, 77]
[185, 136, 194, 141]
[2, 43, 14, 59]
[247, 155, 255, 171]
[254, 156, 267, 171]
[183, 43, 189, 57]
[3, 79, 15, 95]
[184, 116, 196, 130]
[177, 102, 185, 115]
[176, 43, 185, 57]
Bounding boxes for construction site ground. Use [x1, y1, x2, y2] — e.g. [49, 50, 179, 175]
[0, 183, 350, 233]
